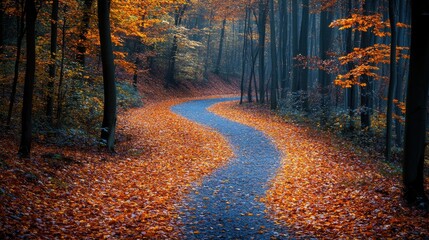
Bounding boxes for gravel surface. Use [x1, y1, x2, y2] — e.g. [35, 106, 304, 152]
[172, 98, 288, 239]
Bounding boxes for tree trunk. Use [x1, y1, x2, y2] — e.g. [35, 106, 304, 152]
[165, 4, 187, 88]
[6, 2, 25, 126]
[386, 0, 397, 162]
[203, 10, 214, 81]
[360, 1, 372, 129]
[46, 0, 59, 122]
[18, 0, 37, 157]
[269, 0, 278, 109]
[214, 18, 226, 74]
[279, 0, 288, 98]
[258, 0, 268, 104]
[98, 0, 117, 152]
[319, 7, 332, 124]
[291, 0, 299, 92]
[56, 7, 67, 124]
[403, 0, 429, 209]
[240, 8, 249, 104]
[298, 0, 309, 111]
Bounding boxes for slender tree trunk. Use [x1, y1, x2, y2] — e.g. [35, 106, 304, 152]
[269, 0, 278, 109]
[203, 10, 214, 81]
[403, 0, 429, 209]
[214, 18, 226, 74]
[165, 4, 187, 88]
[56, 8, 67, 123]
[279, 0, 288, 98]
[386, 0, 397, 161]
[18, 0, 37, 157]
[7, 2, 25, 126]
[98, 0, 117, 152]
[133, 57, 140, 90]
[240, 8, 249, 104]
[298, 0, 309, 111]
[258, 0, 268, 103]
[46, 0, 59, 122]
[360, 1, 371, 129]
[319, 8, 332, 124]
[291, 0, 299, 92]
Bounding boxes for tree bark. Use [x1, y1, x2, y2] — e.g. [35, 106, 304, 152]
[269, 0, 278, 109]
[258, 0, 268, 104]
[298, 0, 309, 111]
[403, 0, 429, 209]
[319, 7, 333, 124]
[291, 0, 299, 92]
[214, 18, 226, 74]
[7, 2, 25, 126]
[240, 8, 249, 104]
[386, 0, 397, 162]
[18, 0, 37, 157]
[98, 0, 117, 152]
[56, 7, 67, 124]
[46, 0, 59, 122]
[165, 4, 187, 88]
[360, 1, 372, 129]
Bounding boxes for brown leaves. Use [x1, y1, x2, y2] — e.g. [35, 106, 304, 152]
[210, 101, 429, 239]
[0, 98, 233, 239]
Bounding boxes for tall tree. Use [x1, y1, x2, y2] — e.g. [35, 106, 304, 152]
[18, 0, 37, 157]
[6, 1, 25, 126]
[165, 3, 187, 88]
[291, 0, 299, 92]
[214, 18, 226, 74]
[403, 0, 429, 210]
[359, 0, 373, 129]
[269, 0, 277, 109]
[257, 0, 268, 103]
[298, 0, 309, 111]
[46, 0, 59, 122]
[319, 6, 333, 124]
[98, 0, 117, 152]
[385, 0, 397, 161]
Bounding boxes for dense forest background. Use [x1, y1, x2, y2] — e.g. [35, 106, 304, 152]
[1, 0, 429, 238]
[0, 0, 415, 154]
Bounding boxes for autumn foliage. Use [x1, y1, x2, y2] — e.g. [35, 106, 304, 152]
[210, 101, 429, 239]
[0, 95, 235, 238]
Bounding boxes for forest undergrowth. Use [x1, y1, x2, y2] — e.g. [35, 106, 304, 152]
[210, 101, 429, 239]
[0, 75, 238, 239]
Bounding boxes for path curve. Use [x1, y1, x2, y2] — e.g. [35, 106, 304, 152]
[172, 98, 288, 239]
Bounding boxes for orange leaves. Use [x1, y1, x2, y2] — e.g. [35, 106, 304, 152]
[334, 44, 409, 88]
[0, 98, 234, 238]
[330, 13, 390, 37]
[210, 101, 429, 239]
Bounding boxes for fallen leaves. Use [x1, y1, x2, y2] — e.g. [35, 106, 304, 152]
[0, 98, 233, 239]
[210, 101, 429, 239]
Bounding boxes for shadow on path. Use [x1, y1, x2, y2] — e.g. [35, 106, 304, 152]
[172, 98, 288, 239]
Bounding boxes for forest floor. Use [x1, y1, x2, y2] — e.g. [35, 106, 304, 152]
[0, 75, 238, 238]
[1, 74, 428, 239]
[210, 101, 429, 239]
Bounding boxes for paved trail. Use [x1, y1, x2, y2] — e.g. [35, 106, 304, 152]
[172, 98, 288, 239]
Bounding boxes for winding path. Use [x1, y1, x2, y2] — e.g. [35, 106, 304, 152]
[172, 98, 288, 239]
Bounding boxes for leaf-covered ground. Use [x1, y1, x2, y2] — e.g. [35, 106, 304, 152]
[210, 101, 429, 239]
[0, 98, 234, 239]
